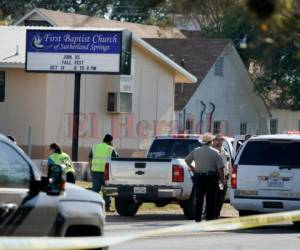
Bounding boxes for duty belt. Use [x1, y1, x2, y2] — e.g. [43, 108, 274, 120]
[195, 171, 218, 176]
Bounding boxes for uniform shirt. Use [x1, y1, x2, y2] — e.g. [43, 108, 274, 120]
[89, 148, 118, 159]
[219, 147, 231, 177]
[185, 144, 225, 173]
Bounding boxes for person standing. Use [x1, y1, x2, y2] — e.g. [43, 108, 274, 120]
[48, 143, 76, 183]
[213, 134, 232, 218]
[185, 133, 226, 222]
[89, 134, 118, 213]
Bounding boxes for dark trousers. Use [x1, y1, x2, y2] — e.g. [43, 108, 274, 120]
[215, 182, 228, 218]
[194, 174, 218, 222]
[66, 172, 76, 184]
[91, 171, 111, 209]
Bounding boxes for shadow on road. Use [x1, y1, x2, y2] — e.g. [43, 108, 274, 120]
[234, 224, 300, 235]
[106, 213, 187, 223]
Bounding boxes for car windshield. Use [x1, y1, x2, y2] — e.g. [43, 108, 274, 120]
[239, 140, 300, 167]
[147, 139, 201, 159]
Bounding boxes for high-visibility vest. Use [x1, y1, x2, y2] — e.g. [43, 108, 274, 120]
[91, 143, 113, 172]
[49, 152, 75, 173]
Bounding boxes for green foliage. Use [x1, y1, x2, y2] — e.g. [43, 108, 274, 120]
[0, 0, 166, 24]
[194, 0, 300, 110]
[109, 0, 166, 23]
[0, 0, 111, 20]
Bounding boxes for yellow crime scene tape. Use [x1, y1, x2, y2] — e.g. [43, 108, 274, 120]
[1, 209, 300, 250]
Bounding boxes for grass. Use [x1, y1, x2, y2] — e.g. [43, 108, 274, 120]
[76, 181, 181, 212]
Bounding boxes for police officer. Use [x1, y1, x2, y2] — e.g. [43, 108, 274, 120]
[48, 143, 76, 183]
[89, 134, 118, 212]
[185, 133, 226, 222]
[213, 134, 232, 218]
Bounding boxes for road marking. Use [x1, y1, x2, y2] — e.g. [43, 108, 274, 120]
[0, 210, 300, 250]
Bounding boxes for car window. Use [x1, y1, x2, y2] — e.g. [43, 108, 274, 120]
[0, 142, 31, 188]
[239, 140, 300, 166]
[147, 139, 201, 159]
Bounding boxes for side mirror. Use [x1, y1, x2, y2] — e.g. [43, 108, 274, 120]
[47, 165, 66, 196]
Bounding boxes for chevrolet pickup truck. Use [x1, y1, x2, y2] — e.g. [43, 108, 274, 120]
[104, 134, 202, 219]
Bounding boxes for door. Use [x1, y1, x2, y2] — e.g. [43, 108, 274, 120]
[0, 141, 58, 236]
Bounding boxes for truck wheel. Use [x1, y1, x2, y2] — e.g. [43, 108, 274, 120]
[115, 198, 139, 216]
[181, 192, 196, 220]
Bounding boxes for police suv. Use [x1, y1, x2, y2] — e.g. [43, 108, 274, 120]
[230, 133, 300, 225]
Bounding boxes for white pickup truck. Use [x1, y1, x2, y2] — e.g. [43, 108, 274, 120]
[104, 134, 202, 219]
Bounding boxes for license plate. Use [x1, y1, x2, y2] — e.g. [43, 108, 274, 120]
[268, 178, 284, 188]
[133, 187, 147, 194]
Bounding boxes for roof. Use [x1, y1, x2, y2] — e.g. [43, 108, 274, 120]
[15, 8, 185, 39]
[156, 134, 201, 140]
[0, 26, 197, 83]
[145, 38, 229, 110]
[250, 134, 300, 141]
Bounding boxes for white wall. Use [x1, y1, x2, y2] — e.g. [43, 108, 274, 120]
[44, 43, 175, 157]
[181, 46, 269, 136]
[270, 109, 300, 133]
[0, 69, 47, 145]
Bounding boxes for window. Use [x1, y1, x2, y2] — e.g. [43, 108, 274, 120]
[240, 122, 247, 135]
[213, 121, 221, 134]
[185, 119, 194, 131]
[298, 120, 300, 131]
[214, 57, 224, 76]
[24, 20, 52, 26]
[270, 119, 278, 134]
[107, 92, 132, 113]
[120, 92, 132, 113]
[0, 142, 31, 188]
[148, 139, 201, 159]
[0, 71, 5, 102]
[239, 141, 300, 166]
[107, 92, 117, 112]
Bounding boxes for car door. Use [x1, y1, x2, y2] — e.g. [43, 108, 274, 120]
[0, 141, 59, 236]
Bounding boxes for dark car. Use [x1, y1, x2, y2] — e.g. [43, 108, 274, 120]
[0, 134, 105, 238]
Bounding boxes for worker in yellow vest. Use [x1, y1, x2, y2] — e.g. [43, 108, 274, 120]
[89, 134, 118, 212]
[48, 143, 76, 183]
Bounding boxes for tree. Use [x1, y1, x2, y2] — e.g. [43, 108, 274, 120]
[109, 0, 166, 23]
[170, 0, 240, 32]
[0, 0, 166, 24]
[170, 0, 300, 110]
[0, 0, 111, 21]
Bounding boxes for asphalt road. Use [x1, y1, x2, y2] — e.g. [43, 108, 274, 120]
[105, 208, 300, 250]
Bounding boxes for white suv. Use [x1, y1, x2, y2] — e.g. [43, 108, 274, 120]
[230, 134, 300, 223]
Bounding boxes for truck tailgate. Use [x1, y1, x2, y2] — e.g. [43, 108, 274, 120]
[108, 158, 173, 186]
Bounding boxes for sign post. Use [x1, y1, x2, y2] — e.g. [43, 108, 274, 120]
[25, 28, 132, 161]
[72, 73, 81, 161]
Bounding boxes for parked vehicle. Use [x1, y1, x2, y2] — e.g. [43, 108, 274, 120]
[104, 134, 202, 219]
[230, 134, 300, 225]
[232, 135, 247, 158]
[0, 134, 106, 238]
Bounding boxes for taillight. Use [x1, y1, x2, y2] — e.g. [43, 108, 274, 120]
[172, 165, 184, 182]
[104, 163, 110, 181]
[231, 165, 238, 189]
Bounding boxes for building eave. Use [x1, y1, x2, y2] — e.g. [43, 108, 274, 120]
[14, 8, 57, 26]
[133, 36, 197, 84]
[0, 63, 25, 69]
